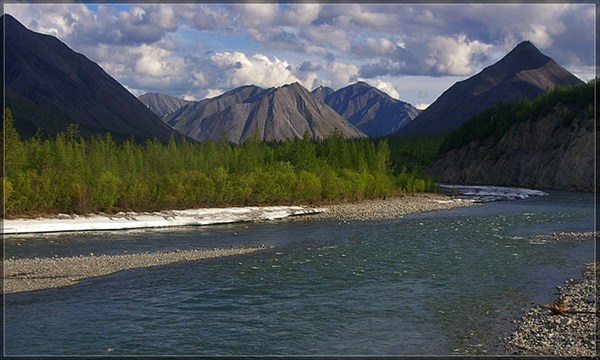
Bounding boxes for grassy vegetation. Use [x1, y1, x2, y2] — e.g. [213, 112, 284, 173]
[439, 80, 595, 155]
[2, 108, 441, 216]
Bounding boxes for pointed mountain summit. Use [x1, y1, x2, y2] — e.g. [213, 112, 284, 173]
[314, 81, 420, 137]
[138, 93, 192, 118]
[311, 86, 335, 102]
[165, 82, 365, 143]
[2, 14, 183, 141]
[396, 41, 583, 136]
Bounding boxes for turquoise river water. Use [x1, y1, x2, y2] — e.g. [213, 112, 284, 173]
[3, 190, 596, 355]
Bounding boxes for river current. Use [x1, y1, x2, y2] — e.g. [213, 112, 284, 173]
[4, 190, 595, 355]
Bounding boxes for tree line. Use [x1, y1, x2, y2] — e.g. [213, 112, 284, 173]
[2, 108, 439, 216]
[439, 80, 595, 154]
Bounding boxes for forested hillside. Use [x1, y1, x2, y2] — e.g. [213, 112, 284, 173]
[430, 81, 595, 191]
[439, 81, 594, 153]
[2, 109, 436, 216]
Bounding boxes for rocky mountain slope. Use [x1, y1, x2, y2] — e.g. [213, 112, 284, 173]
[397, 41, 583, 136]
[165, 83, 365, 143]
[311, 86, 335, 102]
[138, 93, 191, 118]
[2, 14, 183, 142]
[313, 82, 420, 137]
[429, 82, 595, 192]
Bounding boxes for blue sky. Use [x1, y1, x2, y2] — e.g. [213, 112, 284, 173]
[4, 2, 596, 108]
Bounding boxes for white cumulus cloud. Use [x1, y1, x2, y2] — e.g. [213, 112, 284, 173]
[426, 34, 492, 76]
[209, 51, 302, 89]
[281, 4, 322, 26]
[371, 79, 400, 99]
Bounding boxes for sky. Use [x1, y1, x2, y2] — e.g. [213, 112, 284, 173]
[4, 2, 596, 109]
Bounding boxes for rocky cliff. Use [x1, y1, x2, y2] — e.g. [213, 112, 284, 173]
[429, 102, 595, 192]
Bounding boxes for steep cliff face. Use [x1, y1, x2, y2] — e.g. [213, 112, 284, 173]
[429, 104, 595, 191]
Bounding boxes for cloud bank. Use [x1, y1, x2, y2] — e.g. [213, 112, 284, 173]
[5, 3, 595, 103]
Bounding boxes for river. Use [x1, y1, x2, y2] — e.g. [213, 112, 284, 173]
[4, 190, 595, 355]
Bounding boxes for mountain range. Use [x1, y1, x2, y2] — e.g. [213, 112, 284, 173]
[2, 14, 182, 142]
[312, 82, 420, 137]
[143, 81, 418, 141]
[3, 14, 585, 149]
[397, 41, 583, 136]
[163, 83, 366, 143]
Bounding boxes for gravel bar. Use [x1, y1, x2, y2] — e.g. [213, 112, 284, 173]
[505, 259, 598, 356]
[313, 193, 476, 221]
[4, 246, 270, 294]
[3, 194, 473, 295]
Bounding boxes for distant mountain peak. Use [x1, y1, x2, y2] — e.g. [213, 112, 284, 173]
[513, 40, 540, 53]
[138, 93, 192, 118]
[164, 83, 365, 143]
[315, 81, 420, 137]
[492, 40, 551, 73]
[283, 81, 303, 88]
[353, 81, 371, 87]
[396, 40, 582, 136]
[281, 82, 309, 93]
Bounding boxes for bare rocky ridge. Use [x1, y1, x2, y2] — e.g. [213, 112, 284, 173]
[165, 82, 366, 143]
[311, 86, 335, 102]
[313, 82, 420, 137]
[138, 93, 192, 118]
[397, 41, 583, 136]
[429, 103, 595, 192]
[2, 14, 184, 142]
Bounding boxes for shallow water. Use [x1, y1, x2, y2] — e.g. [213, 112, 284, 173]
[4, 190, 595, 355]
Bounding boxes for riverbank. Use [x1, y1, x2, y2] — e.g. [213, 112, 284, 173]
[4, 245, 270, 294]
[505, 255, 597, 356]
[3, 193, 477, 235]
[2, 206, 325, 235]
[4, 193, 476, 294]
[312, 193, 476, 221]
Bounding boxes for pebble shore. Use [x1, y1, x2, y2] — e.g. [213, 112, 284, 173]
[4, 246, 270, 294]
[313, 193, 476, 221]
[506, 259, 598, 356]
